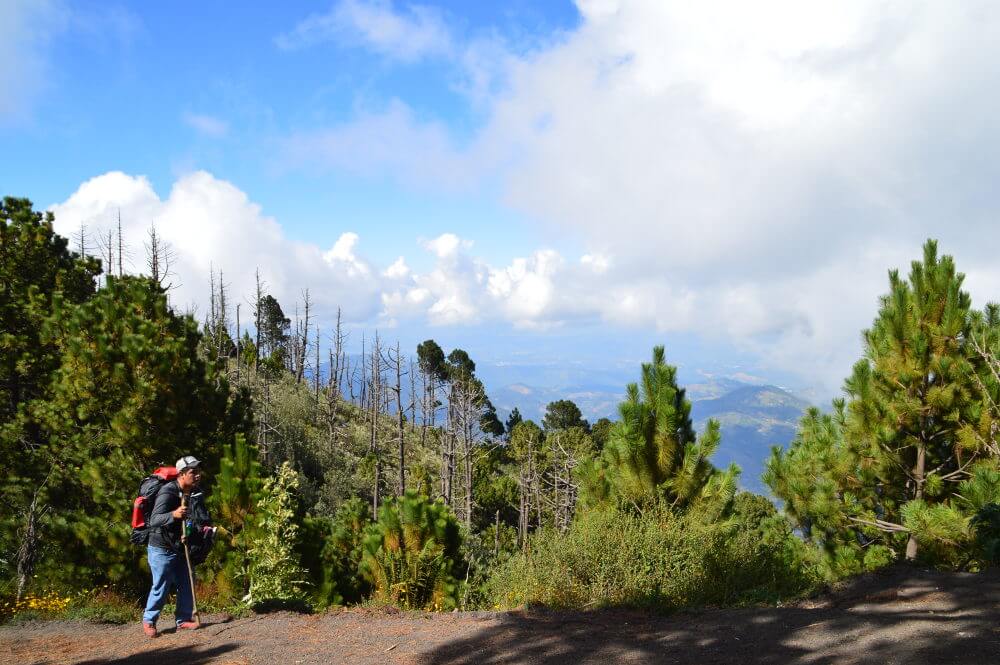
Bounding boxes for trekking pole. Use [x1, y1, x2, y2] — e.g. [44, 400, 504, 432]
[180, 492, 201, 626]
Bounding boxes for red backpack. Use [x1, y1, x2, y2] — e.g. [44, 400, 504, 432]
[130, 467, 178, 545]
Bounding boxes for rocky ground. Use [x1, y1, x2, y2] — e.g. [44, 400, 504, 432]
[2, 567, 998, 664]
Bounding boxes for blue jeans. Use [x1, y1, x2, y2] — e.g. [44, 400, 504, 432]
[143, 546, 194, 626]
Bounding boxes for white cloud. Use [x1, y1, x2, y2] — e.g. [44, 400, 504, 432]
[383, 256, 410, 279]
[421, 233, 469, 259]
[276, 0, 1000, 395]
[580, 253, 610, 274]
[182, 112, 229, 138]
[49, 171, 382, 324]
[55, 167, 1000, 399]
[49, 0, 1000, 397]
[275, 0, 452, 62]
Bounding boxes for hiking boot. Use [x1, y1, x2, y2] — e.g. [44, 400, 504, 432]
[177, 620, 200, 630]
[142, 622, 158, 638]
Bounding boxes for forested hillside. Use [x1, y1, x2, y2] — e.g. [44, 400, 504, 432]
[2, 198, 999, 622]
[692, 385, 810, 494]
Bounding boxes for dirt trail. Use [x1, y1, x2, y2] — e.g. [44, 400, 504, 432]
[2, 567, 998, 664]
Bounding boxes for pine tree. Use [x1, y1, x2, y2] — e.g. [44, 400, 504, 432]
[257, 294, 290, 369]
[543, 400, 589, 432]
[580, 346, 735, 511]
[0, 198, 101, 595]
[209, 434, 265, 603]
[359, 490, 464, 610]
[768, 240, 997, 570]
[30, 276, 245, 587]
[313, 498, 372, 606]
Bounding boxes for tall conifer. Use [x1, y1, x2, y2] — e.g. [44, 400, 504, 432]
[768, 240, 999, 569]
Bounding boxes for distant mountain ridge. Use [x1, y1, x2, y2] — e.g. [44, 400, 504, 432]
[488, 375, 809, 495]
[319, 356, 810, 494]
[690, 385, 811, 494]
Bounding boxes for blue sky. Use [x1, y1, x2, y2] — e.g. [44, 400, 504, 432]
[4, 2, 577, 264]
[6, 1, 1000, 410]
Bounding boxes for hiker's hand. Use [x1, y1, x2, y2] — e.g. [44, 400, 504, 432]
[172, 506, 187, 520]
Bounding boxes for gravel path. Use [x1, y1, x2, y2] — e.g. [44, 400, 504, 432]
[2, 567, 998, 664]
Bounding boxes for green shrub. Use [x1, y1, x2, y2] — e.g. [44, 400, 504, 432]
[242, 462, 307, 608]
[202, 433, 265, 606]
[359, 490, 464, 610]
[971, 503, 1000, 565]
[862, 545, 897, 571]
[300, 498, 372, 607]
[486, 500, 819, 611]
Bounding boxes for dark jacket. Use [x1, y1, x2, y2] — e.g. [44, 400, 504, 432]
[148, 481, 211, 553]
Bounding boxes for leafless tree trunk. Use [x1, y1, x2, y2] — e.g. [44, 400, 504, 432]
[331, 307, 346, 400]
[98, 228, 115, 286]
[314, 324, 321, 399]
[347, 354, 356, 403]
[359, 334, 367, 412]
[517, 442, 542, 547]
[389, 342, 407, 496]
[295, 289, 311, 383]
[144, 223, 176, 291]
[408, 359, 417, 425]
[446, 378, 484, 529]
[208, 268, 231, 364]
[370, 334, 383, 515]
[15, 476, 50, 603]
[72, 222, 90, 260]
[419, 363, 430, 452]
[116, 209, 124, 277]
[235, 303, 241, 386]
[253, 270, 263, 375]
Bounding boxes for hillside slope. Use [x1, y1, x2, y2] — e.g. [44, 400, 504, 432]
[691, 384, 810, 493]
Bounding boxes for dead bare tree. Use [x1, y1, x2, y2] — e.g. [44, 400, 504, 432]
[235, 303, 242, 386]
[314, 324, 321, 399]
[144, 223, 177, 291]
[332, 307, 346, 397]
[369, 333, 384, 514]
[71, 221, 91, 259]
[387, 342, 408, 496]
[116, 209, 124, 277]
[15, 471, 52, 602]
[206, 266, 232, 365]
[408, 359, 418, 425]
[445, 375, 486, 529]
[253, 270, 264, 376]
[294, 289, 311, 384]
[97, 227, 115, 286]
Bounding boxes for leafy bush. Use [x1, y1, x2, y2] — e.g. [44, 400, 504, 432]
[486, 500, 819, 611]
[360, 490, 464, 610]
[242, 462, 307, 608]
[971, 504, 1000, 565]
[299, 498, 372, 607]
[202, 433, 265, 606]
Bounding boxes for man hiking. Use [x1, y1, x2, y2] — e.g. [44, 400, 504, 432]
[142, 455, 210, 637]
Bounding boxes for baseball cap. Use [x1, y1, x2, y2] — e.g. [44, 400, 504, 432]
[176, 455, 201, 473]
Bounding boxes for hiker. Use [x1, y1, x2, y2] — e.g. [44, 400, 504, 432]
[142, 455, 211, 637]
